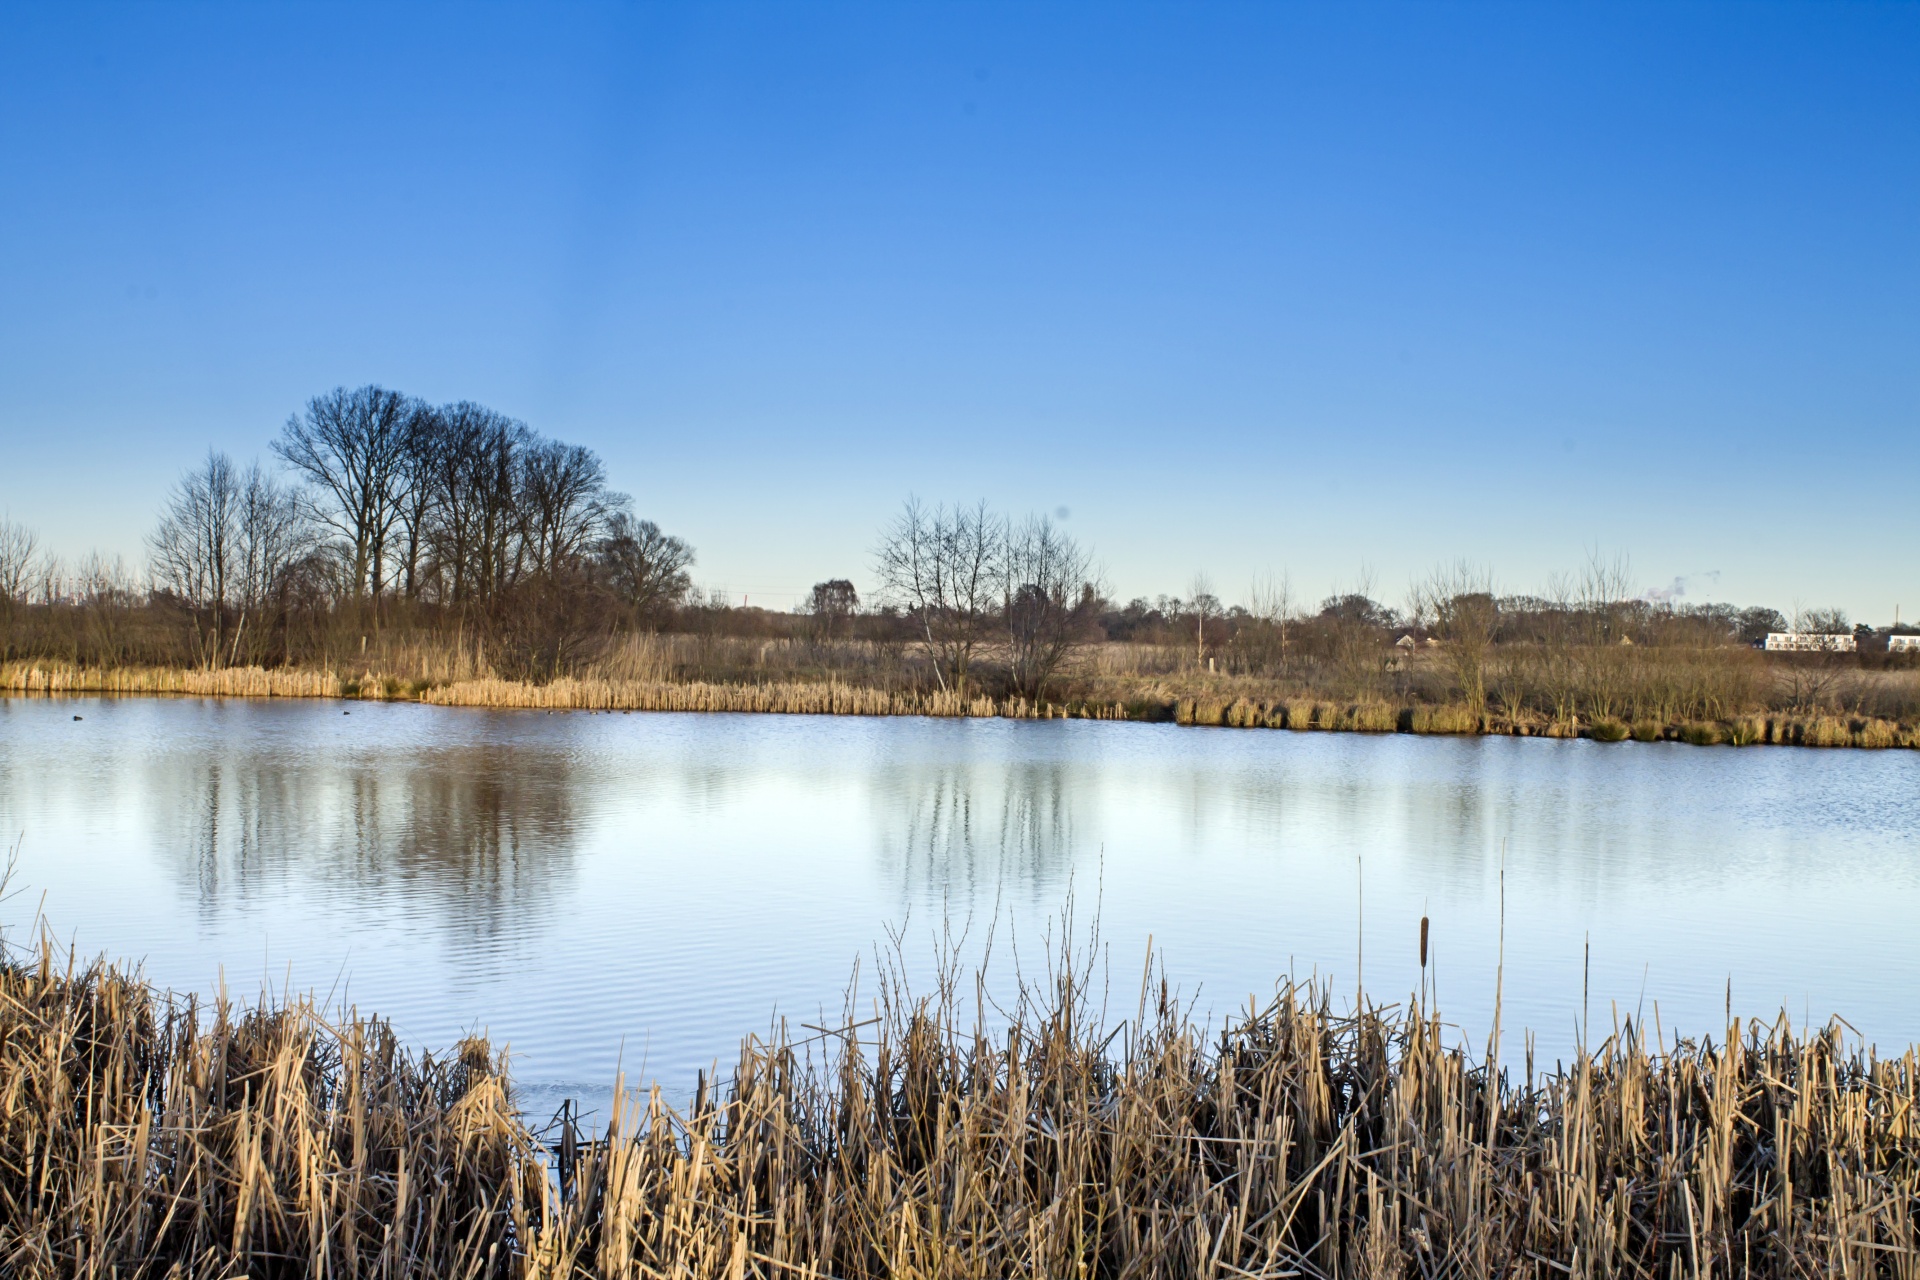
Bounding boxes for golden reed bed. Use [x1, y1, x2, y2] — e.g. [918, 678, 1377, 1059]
[2, 931, 1917, 1278]
[0, 662, 1119, 721]
[4, 660, 1914, 747]
[0, 662, 342, 699]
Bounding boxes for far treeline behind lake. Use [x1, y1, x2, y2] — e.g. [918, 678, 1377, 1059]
[4, 384, 1917, 749]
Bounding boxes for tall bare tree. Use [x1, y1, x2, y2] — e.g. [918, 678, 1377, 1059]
[1188, 573, 1221, 669]
[273, 385, 412, 599]
[598, 514, 695, 623]
[148, 451, 243, 666]
[1005, 516, 1094, 700]
[149, 453, 311, 667]
[875, 498, 1004, 695]
[230, 465, 315, 664]
[0, 517, 42, 661]
[425, 403, 528, 612]
[391, 400, 447, 601]
[518, 439, 620, 577]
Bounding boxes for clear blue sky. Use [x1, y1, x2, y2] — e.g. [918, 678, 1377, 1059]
[2, 2, 1914, 619]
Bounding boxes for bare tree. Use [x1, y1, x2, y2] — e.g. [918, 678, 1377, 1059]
[425, 403, 529, 613]
[1005, 516, 1095, 701]
[1412, 560, 1499, 715]
[149, 453, 312, 667]
[1797, 606, 1850, 636]
[1240, 571, 1295, 677]
[1578, 551, 1634, 643]
[230, 466, 315, 664]
[0, 517, 42, 660]
[1189, 573, 1221, 669]
[1576, 550, 1634, 720]
[74, 552, 139, 666]
[598, 514, 695, 623]
[273, 385, 413, 599]
[391, 400, 447, 600]
[519, 439, 619, 577]
[875, 498, 1005, 695]
[149, 451, 243, 666]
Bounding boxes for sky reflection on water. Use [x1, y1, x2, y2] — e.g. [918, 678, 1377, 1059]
[2, 696, 1917, 1111]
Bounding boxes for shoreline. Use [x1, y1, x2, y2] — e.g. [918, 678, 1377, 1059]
[4, 659, 1916, 748]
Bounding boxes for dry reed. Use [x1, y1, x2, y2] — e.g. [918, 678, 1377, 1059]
[7, 659, 1917, 748]
[417, 676, 1145, 723]
[5, 926, 1918, 1278]
[1, 661, 341, 699]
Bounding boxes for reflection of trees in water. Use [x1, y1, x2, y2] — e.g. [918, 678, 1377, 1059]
[165, 744, 577, 949]
[877, 761, 1077, 900]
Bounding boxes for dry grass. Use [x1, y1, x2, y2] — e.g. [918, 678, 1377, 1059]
[416, 676, 1109, 720]
[5, 927, 1919, 1278]
[7, 657, 1918, 749]
[1, 661, 341, 698]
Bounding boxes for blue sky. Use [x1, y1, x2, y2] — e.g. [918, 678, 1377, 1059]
[1, 2, 1914, 618]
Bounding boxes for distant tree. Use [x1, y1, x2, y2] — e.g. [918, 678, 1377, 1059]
[273, 385, 413, 599]
[597, 513, 694, 623]
[1736, 606, 1787, 646]
[807, 579, 860, 641]
[1316, 577, 1396, 699]
[1412, 561, 1499, 714]
[518, 438, 621, 577]
[1317, 593, 1398, 630]
[875, 498, 1005, 695]
[1005, 517, 1095, 700]
[148, 451, 242, 665]
[1799, 607, 1850, 635]
[231, 464, 316, 663]
[1232, 572, 1295, 676]
[1188, 573, 1222, 668]
[1570, 552, 1637, 719]
[391, 400, 448, 600]
[74, 551, 139, 666]
[425, 402, 528, 611]
[0, 518, 42, 660]
[149, 452, 311, 667]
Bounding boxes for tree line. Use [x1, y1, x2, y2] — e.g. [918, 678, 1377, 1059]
[1, 405, 1902, 713]
[4, 384, 695, 676]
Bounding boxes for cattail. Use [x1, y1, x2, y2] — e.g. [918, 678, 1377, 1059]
[4, 925, 1915, 1277]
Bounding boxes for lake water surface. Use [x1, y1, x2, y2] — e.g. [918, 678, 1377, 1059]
[2, 696, 1916, 1114]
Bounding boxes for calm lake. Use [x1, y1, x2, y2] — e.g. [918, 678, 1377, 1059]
[3, 695, 1917, 1116]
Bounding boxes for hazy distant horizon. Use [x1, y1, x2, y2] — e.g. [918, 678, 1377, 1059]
[3, 2, 1914, 619]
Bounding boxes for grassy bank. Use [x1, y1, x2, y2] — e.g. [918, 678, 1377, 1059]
[4, 932, 1917, 1277]
[7, 657, 1917, 749]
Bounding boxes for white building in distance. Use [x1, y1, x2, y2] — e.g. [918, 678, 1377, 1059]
[1765, 632, 1857, 653]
